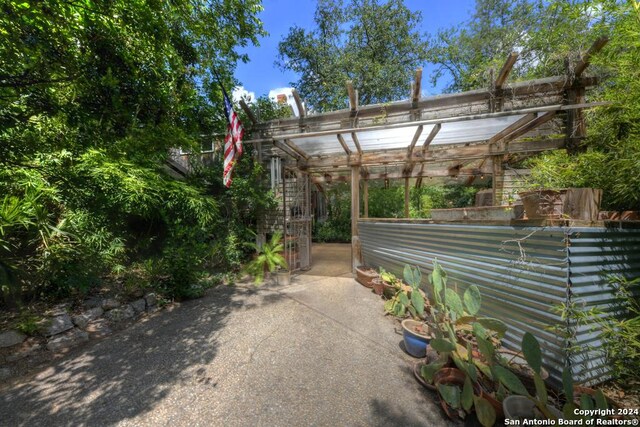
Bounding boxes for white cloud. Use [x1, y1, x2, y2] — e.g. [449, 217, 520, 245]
[232, 86, 256, 104]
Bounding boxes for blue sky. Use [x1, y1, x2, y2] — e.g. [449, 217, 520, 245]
[234, 0, 476, 98]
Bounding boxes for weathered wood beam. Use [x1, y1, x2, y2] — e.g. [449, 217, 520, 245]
[248, 101, 604, 143]
[495, 111, 557, 146]
[413, 123, 443, 183]
[283, 138, 310, 160]
[411, 68, 423, 106]
[246, 75, 598, 133]
[239, 99, 258, 125]
[351, 165, 361, 272]
[492, 155, 504, 205]
[305, 137, 566, 169]
[495, 52, 519, 89]
[422, 123, 442, 151]
[311, 164, 494, 184]
[336, 134, 352, 155]
[272, 140, 301, 161]
[406, 125, 424, 159]
[573, 36, 608, 78]
[291, 88, 306, 118]
[347, 81, 358, 116]
[487, 113, 537, 145]
[350, 132, 363, 154]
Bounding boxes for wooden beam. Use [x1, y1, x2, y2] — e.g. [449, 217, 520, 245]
[239, 99, 258, 125]
[272, 140, 301, 161]
[283, 138, 310, 160]
[291, 88, 306, 118]
[311, 164, 494, 183]
[336, 134, 352, 155]
[411, 68, 423, 105]
[351, 165, 361, 272]
[406, 125, 424, 157]
[573, 36, 608, 78]
[422, 123, 442, 151]
[347, 80, 358, 115]
[245, 75, 598, 134]
[487, 113, 537, 145]
[494, 111, 557, 146]
[350, 132, 363, 154]
[492, 155, 504, 206]
[305, 137, 566, 169]
[495, 52, 519, 89]
[248, 101, 604, 143]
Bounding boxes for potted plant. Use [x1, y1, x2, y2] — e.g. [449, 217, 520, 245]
[385, 265, 427, 319]
[244, 231, 288, 285]
[415, 260, 511, 426]
[373, 268, 401, 298]
[355, 265, 378, 288]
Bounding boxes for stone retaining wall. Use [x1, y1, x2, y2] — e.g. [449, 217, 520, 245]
[0, 293, 161, 381]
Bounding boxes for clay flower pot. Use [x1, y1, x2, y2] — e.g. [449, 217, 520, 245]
[355, 266, 377, 288]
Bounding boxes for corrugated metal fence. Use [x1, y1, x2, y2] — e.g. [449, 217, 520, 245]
[359, 220, 640, 385]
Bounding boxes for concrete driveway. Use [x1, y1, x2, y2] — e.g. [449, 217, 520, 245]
[0, 274, 451, 427]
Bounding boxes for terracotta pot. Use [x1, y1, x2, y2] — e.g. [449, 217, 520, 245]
[355, 266, 377, 288]
[413, 361, 437, 391]
[372, 278, 397, 297]
[433, 367, 466, 387]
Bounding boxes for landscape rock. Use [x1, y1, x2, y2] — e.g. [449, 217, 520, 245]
[72, 307, 104, 329]
[85, 319, 112, 339]
[144, 293, 157, 308]
[102, 298, 121, 310]
[0, 367, 12, 381]
[46, 329, 89, 352]
[71, 314, 89, 329]
[39, 314, 74, 337]
[6, 343, 42, 362]
[0, 330, 27, 348]
[47, 304, 69, 317]
[83, 297, 103, 309]
[105, 304, 134, 322]
[131, 299, 146, 314]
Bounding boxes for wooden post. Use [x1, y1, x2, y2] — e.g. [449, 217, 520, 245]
[492, 155, 504, 206]
[351, 165, 361, 273]
[404, 177, 410, 218]
[363, 179, 369, 218]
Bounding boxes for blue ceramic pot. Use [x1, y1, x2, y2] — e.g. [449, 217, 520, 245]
[401, 319, 432, 358]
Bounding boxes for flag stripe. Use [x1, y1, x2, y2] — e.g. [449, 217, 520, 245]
[222, 91, 244, 188]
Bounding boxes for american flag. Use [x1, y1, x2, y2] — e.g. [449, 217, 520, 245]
[222, 90, 244, 188]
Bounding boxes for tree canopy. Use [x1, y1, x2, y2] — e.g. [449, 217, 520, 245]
[0, 0, 269, 304]
[277, 0, 429, 111]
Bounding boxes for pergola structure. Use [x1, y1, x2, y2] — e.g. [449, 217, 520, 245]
[242, 38, 608, 272]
